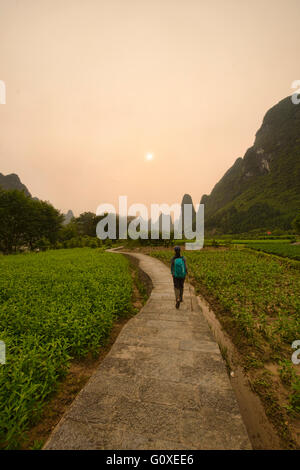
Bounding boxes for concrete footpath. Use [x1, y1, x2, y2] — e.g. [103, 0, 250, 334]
[44, 252, 251, 450]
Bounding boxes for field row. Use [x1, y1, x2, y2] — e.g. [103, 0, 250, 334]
[173, 238, 300, 261]
[245, 242, 300, 261]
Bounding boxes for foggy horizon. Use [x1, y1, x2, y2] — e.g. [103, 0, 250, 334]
[1, 0, 299, 216]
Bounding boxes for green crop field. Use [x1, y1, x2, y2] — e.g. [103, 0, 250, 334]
[151, 248, 300, 348]
[0, 248, 133, 449]
[245, 242, 300, 261]
[150, 247, 300, 427]
[232, 239, 296, 244]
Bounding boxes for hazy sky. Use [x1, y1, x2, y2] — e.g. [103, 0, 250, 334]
[0, 0, 299, 215]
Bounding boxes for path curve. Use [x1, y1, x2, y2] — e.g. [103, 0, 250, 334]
[44, 252, 251, 450]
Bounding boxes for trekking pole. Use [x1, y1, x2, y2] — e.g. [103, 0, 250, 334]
[187, 273, 193, 311]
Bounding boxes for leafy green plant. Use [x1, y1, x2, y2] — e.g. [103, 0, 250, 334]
[278, 360, 296, 386]
[289, 376, 300, 414]
[0, 248, 133, 449]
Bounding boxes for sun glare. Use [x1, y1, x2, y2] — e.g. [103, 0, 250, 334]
[146, 153, 153, 161]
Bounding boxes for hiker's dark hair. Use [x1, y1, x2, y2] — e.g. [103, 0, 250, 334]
[174, 246, 181, 257]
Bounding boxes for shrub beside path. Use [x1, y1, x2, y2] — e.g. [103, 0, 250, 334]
[44, 252, 251, 450]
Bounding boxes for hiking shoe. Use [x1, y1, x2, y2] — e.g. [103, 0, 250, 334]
[180, 297, 183, 302]
[176, 300, 180, 309]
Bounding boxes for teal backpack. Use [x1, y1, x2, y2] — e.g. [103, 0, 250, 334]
[174, 257, 186, 278]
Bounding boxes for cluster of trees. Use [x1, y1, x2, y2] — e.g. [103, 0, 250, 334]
[206, 202, 300, 235]
[57, 212, 104, 250]
[0, 189, 180, 255]
[0, 190, 108, 254]
[0, 189, 63, 253]
[292, 213, 300, 234]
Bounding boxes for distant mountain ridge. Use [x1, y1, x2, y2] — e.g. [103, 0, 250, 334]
[0, 173, 75, 223]
[200, 95, 300, 232]
[62, 210, 75, 225]
[0, 173, 31, 197]
[178, 194, 196, 232]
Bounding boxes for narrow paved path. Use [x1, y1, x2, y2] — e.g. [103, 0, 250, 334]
[44, 252, 251, 450]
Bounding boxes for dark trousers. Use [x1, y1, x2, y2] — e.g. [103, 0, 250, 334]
[173, 276, 185, 300]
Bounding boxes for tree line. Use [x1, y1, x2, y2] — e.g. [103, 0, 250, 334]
[0, 189, 179, 254]
[0, 189, 106, 254]
[3, 188, 297, 254]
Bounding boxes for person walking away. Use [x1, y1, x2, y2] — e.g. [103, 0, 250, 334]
[171, 246, 188, 309]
